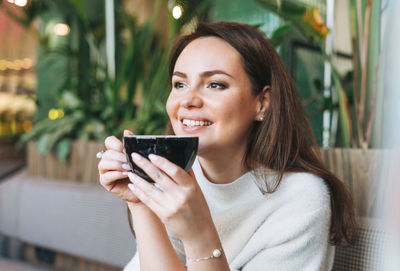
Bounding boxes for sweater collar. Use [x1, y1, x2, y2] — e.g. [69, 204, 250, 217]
[192, 157, 263, 212]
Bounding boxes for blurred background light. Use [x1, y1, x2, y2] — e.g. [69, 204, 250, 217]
[22, 120, 33, 132]
[48, 109, 64, 120]
[48, 109, 57, 120]
[57, 109, 64, 118]
[172, 5, 183, 20]
[0, 58, 33, 70]
[14, 0, 27, 7]
[22, 58, 33, 69]
[0, 60, 6, 71]
[13, 59, 22, 70]
[53, 23, 70, 36]
[6, 60, 16, 70]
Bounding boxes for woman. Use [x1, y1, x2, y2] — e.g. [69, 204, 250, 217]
[98, 22, 356, 271]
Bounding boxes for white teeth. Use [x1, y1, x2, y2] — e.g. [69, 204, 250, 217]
[182, 119, 212, 127]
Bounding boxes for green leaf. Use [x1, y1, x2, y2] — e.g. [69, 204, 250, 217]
[56, 138, 72, 164]
[270, 22, 292, 47]
[61, 91, 82, 109]
[67, 0, 90, 32]
[18, 118, 54, 146]
[37, 134, 50, 155]
[332, 67, 352, 147]
[42, 116, 78, 151]
[255, 0, 328, 42]
[71, 110, 85, 121]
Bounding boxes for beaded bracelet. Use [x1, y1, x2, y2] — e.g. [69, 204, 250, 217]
[186, 248, 223, 263]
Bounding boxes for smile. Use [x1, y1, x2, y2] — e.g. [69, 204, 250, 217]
[182, 119, 213, 127]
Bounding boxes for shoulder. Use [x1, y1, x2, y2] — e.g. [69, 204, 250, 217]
[272, 172, 331, 213]
[282, 172, 330, 195]
[237, 172, 333, 266]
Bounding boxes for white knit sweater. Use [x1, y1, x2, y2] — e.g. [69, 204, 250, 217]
[124, 158, 334, 271]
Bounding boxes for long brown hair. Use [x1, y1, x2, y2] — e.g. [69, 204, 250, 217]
[168, 22, 356, 245]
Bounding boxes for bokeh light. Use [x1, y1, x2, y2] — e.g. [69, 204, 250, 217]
[22, 120, 33, 132]
[14, 0, 27, 7]
[0, 58, 33, 70]
[22, 58, 33, 69]
[53, 23, 70, 36]
[48, 109, 64, 120]
[172, 5, 183, 20]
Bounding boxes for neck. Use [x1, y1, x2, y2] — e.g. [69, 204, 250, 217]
[197, 146, 248, 184]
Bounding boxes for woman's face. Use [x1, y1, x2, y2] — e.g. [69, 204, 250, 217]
[166, 36, 265, 156]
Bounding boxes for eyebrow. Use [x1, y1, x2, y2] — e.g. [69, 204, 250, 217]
[172, 70, 233, 78]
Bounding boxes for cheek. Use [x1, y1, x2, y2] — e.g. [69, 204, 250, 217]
[223, 97, 256, 123]
[224, 101, 257, 133]
[166, 92, 176, 119]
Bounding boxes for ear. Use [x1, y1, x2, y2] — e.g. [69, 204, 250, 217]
[255, 85, 270, 121]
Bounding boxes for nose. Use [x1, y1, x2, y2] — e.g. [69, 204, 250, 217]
[180, 89, 203, 109]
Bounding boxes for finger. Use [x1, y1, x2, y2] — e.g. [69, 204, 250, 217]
[148, 154, 189, 185]
[127, 182, 162, 215]
[98, 159, 131, 174]
[105, 136, 123, 152]
[102, 149, 127, 163]
[131, 153, 175, 190]
[125, 172, 164, 204]
[100, 173, 138, 202]
[123, 129, 135, 136]
[100, 170, 127, 188]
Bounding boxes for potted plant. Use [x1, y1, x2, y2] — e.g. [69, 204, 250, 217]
[1, 0, 209, 183]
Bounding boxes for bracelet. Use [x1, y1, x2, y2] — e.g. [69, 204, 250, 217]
[186, 248, 223, 263]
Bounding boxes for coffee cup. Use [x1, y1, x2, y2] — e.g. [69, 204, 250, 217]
[123, 135, 198, 183]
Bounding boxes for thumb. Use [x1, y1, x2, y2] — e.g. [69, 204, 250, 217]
[124, 129, 135, 136]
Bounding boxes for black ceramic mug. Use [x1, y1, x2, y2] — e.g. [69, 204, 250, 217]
[123, 135, 198, 183]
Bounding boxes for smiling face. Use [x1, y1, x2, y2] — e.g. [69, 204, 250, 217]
[166, 36, 267, 157]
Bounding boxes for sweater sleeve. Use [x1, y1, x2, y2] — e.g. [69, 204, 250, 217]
[242, 209, 332, 271]
[233, 173, 333, 271]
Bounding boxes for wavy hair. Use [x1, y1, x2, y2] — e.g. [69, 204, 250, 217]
[166, 22, 356, 245]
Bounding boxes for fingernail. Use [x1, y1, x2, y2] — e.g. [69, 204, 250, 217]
[128, 183, 135, 192]
[122, 163, 131, 170]
[148, 154, 159, 162]
[131, 152, 142, 161]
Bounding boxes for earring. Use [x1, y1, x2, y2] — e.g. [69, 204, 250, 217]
[259, 116, 264, 121]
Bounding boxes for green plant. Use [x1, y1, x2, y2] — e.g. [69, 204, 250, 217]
[0, 0, 206, 162]
[255, 0, 382, 148]
[255, 0, 329, 42]
[347, 0, 381, 149]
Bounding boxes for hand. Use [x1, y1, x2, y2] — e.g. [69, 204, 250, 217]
[98, 130, 141, 204]
[124, 153, 214, 243]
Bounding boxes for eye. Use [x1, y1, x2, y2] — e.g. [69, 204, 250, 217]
[173, 81, 186, 89]
[209, 82, 227, 89]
